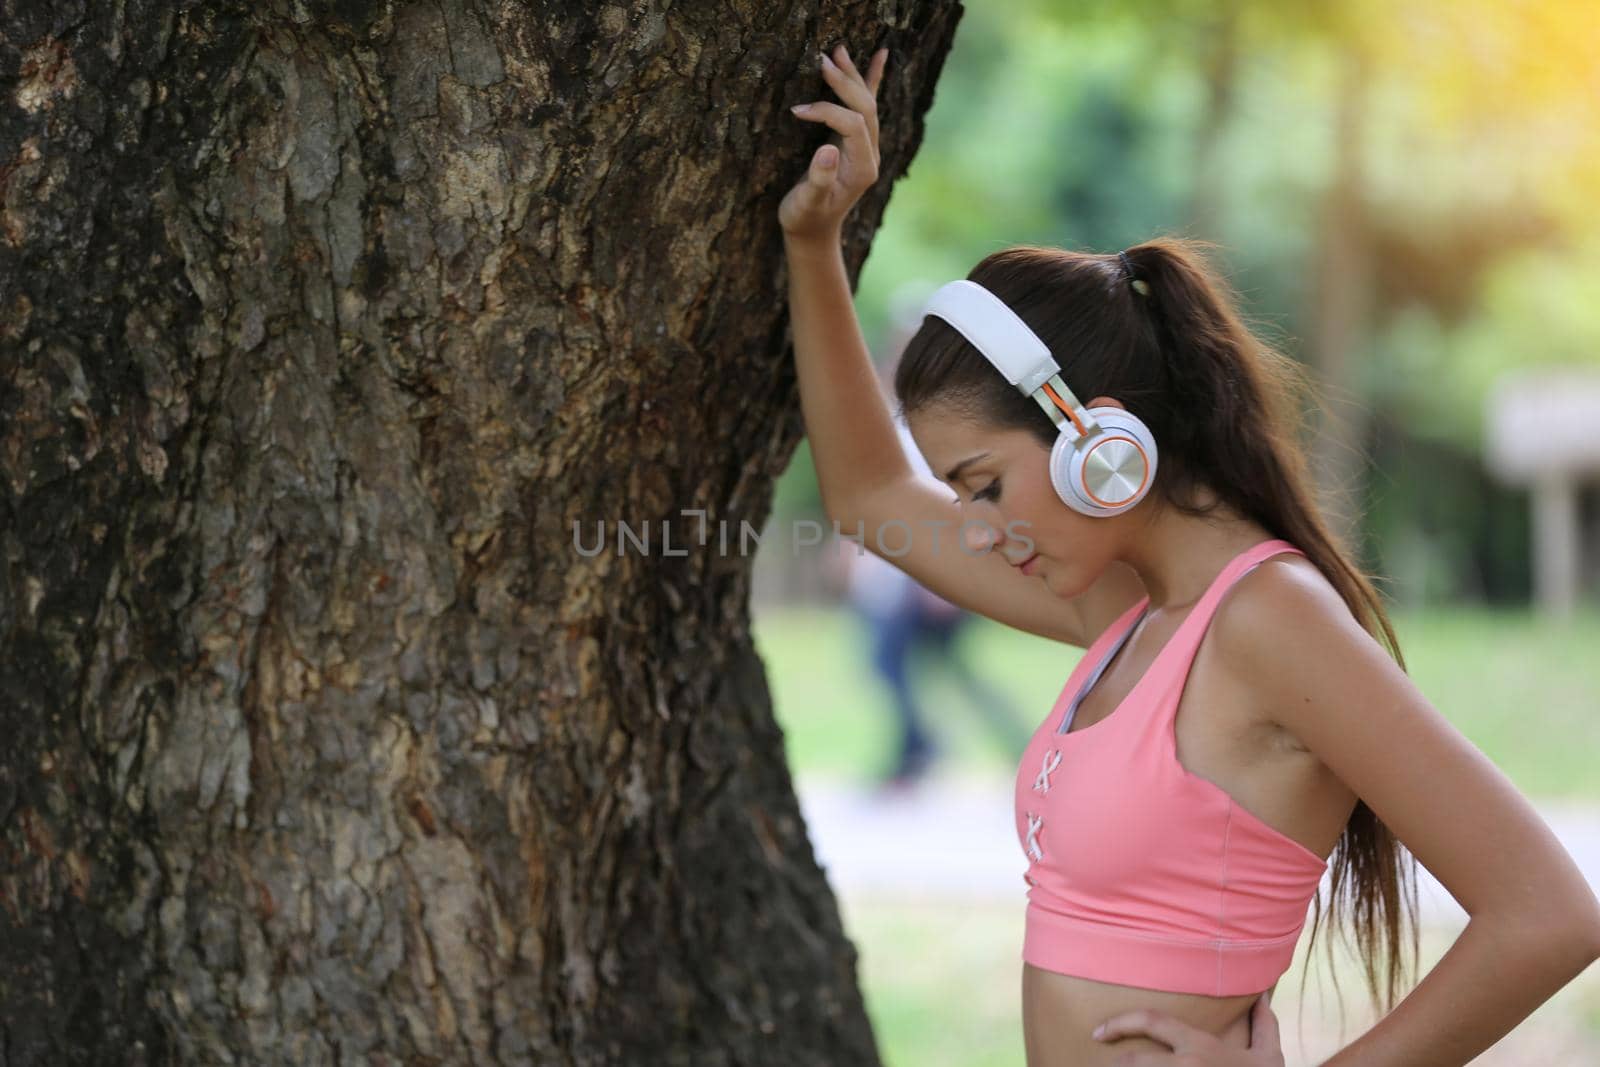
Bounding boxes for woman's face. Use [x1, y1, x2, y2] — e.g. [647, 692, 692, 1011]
[906, 398, 1130, 599]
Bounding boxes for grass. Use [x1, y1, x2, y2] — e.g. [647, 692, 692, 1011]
[754, 602, 1600, 799]
[839, 893, 1027, 1067]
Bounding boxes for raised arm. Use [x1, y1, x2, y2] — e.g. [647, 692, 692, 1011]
[779, 44, 1143, 648]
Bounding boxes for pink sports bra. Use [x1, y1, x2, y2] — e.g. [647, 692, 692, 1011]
[1013, 538, 1330, 996]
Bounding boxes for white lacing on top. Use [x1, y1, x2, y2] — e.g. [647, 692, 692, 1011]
[1033, 748, 1062, 793]
[1025, 811, 1045, 862]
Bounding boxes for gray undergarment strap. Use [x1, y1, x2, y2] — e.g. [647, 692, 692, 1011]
[1057, 606, 1149, 735]
[1056, 557, 1275, 736]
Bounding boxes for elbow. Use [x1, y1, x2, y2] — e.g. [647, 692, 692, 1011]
[819, 499, 856, 536]
[1477, 890, 1600, 976]
[819, 494, 851, 528]
[1579, 906, 1600, 964]
[1569, 925, 1600, 979]
[820, 490, 873, 535]
[1572, 886, 1600, 960]
[1534, 895, 1600, 972]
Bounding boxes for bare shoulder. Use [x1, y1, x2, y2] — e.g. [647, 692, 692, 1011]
[1208, 551, 1372, 733]
[1213, 551, 1361, 652]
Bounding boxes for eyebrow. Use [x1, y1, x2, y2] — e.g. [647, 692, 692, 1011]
[944, 452, 991, 483]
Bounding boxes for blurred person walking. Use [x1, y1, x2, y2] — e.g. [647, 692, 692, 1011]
[833, 418, 1031, 790]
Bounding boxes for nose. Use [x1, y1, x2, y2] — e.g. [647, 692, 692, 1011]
[962, 515, 1003, 554]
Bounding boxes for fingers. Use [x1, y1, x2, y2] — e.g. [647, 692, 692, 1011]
[808, 143, 838, 184]
[865, 47, 887, 97]
[790, 100, 869, 139]
[783, 141, 839, 225]
[819, 44, 883, 153]
[1091, 1010, 1198, 1052]
[829, 43, 886, 98]
[825, 42, 878, 96]
[1249, 990, 1283, 1051]
[789, 101, 879, 175]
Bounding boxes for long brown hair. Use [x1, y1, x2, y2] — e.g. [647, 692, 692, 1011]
[893, 235, 1419, 1015]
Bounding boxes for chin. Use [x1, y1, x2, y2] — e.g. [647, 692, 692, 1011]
[1037, 564, 1074, 597]
[1044, 566, 1093, 600]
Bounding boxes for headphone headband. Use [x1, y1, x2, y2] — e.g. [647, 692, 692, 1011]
[920, 280, 1101, 439]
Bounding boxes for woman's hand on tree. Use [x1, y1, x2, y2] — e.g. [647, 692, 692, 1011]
[779, 43, 888, 243]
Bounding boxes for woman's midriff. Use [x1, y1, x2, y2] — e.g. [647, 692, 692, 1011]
[1022, 963, 1264, 1066]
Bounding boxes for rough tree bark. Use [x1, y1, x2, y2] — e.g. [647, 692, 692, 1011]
[0, 3, 958, 1063]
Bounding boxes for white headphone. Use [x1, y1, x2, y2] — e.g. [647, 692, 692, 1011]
[920, 279, 1158, 517]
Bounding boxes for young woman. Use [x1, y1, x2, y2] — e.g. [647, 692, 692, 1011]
[780, 41, 1600, 1067]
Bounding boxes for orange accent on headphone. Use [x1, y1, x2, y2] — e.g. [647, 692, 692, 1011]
[1041, 383, 1090, 438]
[1080, 436, 1151, 508]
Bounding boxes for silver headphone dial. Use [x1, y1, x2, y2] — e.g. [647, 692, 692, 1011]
[1082, 436, 1147, 505]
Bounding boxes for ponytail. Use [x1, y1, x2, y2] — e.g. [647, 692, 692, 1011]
[1127, 238, 1420, 1016]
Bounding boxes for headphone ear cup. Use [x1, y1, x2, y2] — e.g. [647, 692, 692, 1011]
[1048, 407, 1158, 517]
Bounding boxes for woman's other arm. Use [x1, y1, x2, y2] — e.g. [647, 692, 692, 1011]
[1230, 567, 1600, 1066]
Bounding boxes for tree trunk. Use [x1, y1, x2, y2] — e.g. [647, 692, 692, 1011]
[1305, 45, 1373, 559]
[1188, 0, 1240, 239]
[0, 4, 956, 1063]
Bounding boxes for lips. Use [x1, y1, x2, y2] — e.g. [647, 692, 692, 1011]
[1017, 553, 1040, 575]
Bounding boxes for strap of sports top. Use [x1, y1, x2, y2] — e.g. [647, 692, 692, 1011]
[1150, 538, 1304, 695]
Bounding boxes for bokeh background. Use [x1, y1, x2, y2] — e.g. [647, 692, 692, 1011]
[753, 2, 1600, 1064]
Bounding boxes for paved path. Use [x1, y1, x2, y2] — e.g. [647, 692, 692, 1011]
[796, 772, 1600, 925]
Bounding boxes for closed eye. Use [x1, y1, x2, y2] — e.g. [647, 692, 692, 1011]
[972, 479, 1000, 504]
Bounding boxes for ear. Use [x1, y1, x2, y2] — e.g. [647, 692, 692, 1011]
[1086, 395, 1126, 411]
